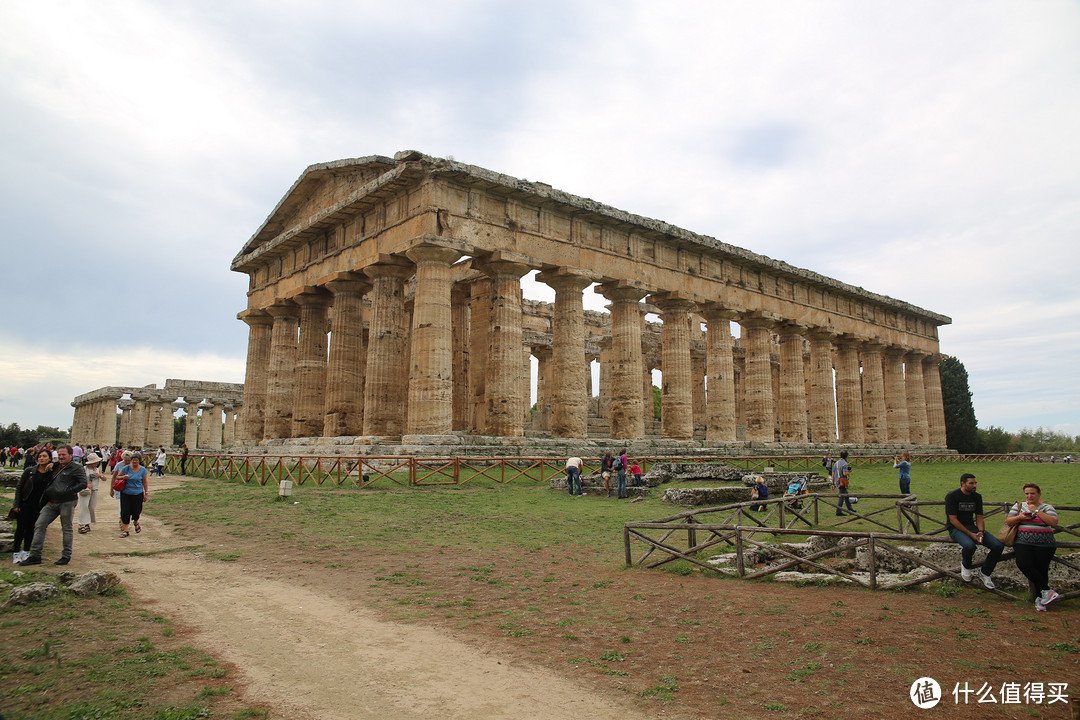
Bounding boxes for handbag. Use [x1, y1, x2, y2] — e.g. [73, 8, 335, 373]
[5, 507, 16, 521]
[996, 503, 1019, 547]
[112, 477, 126, 493]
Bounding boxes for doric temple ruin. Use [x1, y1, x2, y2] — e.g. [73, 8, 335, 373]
[71, 380, 244, 449]
[231, 151, 951, 449]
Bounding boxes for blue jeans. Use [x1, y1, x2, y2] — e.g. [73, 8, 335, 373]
[616, 469, 627, 498]
[949, 524, 1004, 575]
[29, 500, 76, 561]
[899, 477, 911, 494]
[566, 467, 581, 495]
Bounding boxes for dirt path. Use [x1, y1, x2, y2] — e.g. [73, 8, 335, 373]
[68, 477, 659, 720]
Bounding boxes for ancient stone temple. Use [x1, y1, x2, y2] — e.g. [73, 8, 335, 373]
[231, 151, 950, 448]
[71, 380, 244, 450]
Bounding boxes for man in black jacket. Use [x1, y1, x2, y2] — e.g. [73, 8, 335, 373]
[19, 444, 87, 566]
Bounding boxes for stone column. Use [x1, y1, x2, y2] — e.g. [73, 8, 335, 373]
[118, 398, 134, 446]
[654, 293, 695, 440]
[172, 400, 188, 448]
[904, 350, 930, 445]
[202, 400, 223, 450]
[536, 268, 594, 439]
[884, 346, 910, 444]
[469, 278, 491, 434]
[691, 349, 706, 431]
[532, 346, 552, 430]
[264, 301, 300, 439]
[237, 309, 273, 443]
[701, 306, 737, 443]
[597, 281, 648, 440]
[129, 391, 149, 448]
[861, 341, 887, 444]
[477, 256, 531, 437]
[362, 258, 413, 437]
[183, 398, 200, 449]
[740, 312, 778, 443]
[291, 289, 332, 438]
[806, 328, 837, 444]
[223, 403, 236, 447]
[197, 401, 215, 449]
[451, 286, 471, 432]
[597, 336, 612, 420]
[777, 322, 808, 442]
[145, 394, 163, 450]
[834, 335, 864, 443]
[923, 354, 948, 446]
[322, 274, 370, 437]
[405, 242, 464, 435]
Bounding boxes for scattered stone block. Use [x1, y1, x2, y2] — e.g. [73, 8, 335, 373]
[4, 582, 59, 607]
[69, 571, 121, 596]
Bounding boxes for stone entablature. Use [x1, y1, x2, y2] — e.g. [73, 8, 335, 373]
[70, 379, 243, 450]
[231, 151, 952, 448]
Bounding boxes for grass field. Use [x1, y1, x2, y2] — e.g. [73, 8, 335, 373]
[2, 458, 1078, 718]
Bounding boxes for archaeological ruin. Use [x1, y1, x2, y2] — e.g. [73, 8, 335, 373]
[229, 150, 951, 451]
[71, 380, 244, 449]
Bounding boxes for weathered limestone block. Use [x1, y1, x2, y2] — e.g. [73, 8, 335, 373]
[645, 462, 746, 484]
[69, 570, 121, 596]
[4, 582, 59, 607]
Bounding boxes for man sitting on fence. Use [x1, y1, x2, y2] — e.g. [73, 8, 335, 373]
[945, 472, 1003, 589]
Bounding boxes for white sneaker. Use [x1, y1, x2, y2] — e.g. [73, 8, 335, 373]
[11, 553, 18, 565]
[980, 572, 995, 590]
[1035, 598, 1047, 612]
[1041, 589, 1061, 605]
[960, 566, 973, 582]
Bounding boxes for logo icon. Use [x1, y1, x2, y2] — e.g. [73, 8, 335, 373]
[910, 677, 941, 708]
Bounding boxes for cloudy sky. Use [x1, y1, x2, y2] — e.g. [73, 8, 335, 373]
[2, 0, 1078, 437]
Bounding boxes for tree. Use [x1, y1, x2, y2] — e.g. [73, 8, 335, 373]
[939, 356, 980, 453]
[652, 385, 661, 421]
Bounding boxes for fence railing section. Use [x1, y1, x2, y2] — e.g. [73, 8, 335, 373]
[163, 451, 1058, 487]
[623, 495, 1080, 600]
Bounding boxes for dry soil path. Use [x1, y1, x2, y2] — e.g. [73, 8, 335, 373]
[63, 475, 659, 720]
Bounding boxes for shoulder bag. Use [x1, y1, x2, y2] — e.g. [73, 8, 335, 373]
[996, 503, 1019, 547]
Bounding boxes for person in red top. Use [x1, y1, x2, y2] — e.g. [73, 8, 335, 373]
[628, 462, 643, 488]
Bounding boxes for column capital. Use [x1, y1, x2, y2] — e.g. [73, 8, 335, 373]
[118, 398, 135, 410]
[738, 310, 780, 329]
[596, 279, 649, 303]
[698, 303, 741, 322]
[885, 344, 911, 358]
[835, 333, 866, 349]
[198, 400, 214, 411]
[861, 339, 888, 354]
[287, 286, 333, 308]
[650, 291, 696, 312]
[476, 256, 532, 280]
[130, 389, 152, 401]
[362, 255, 414, 281]
[535, 266, 599, 292]
[172, 400, 188, 411]
[777, 321, 808, 338]
[237, 308, 273, 327]
[265, 300, 300, 319]
[405, 240, 466, 266]
[319, 271, 372, 296]
[805, 326, 837, 342]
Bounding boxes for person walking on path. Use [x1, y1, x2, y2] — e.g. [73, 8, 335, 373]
[19, 445, 87, 566]
[12, 449, 51, 563]
[945, 473, 1003, 589]
[77, 452, 104, 534]
[1004, 483, 1061, 611]
[832, 450, 854, 516]
[893, 452, 912, 495]
[565, 456, 583, 496]
[180, 443, 189, 475]
[115, 453, 150, 538]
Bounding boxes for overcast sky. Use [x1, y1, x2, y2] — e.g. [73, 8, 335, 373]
[2, 1, 1078, 437]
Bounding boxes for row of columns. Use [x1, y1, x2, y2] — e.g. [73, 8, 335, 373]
[239, 237, 946, 446]
[71, 395, 239, 450]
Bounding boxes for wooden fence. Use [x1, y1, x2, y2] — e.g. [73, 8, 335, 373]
[623, 494, 1080, 602]
[163, 451, 1052, 488]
